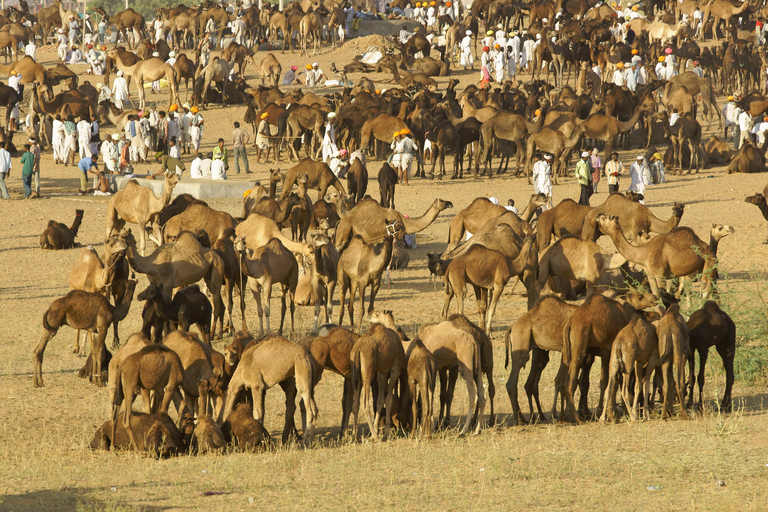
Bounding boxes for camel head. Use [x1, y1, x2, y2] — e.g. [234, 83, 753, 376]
[312, 232, 331, 248]
[745, 193, 765, 206]
[711, 223, 735, 241]
[595, 214, 621, 236]
[105, 232, 128, 255]
[233, 236, 247, 253]
[137, 281, 164, 302]
[625, 191, 645, 203]
[623, 289, 659, 311]
[435, 198, 454, 211]
[269, 168, 284, 183]
[530, 193, 548, 209]
[672, 202, 685, 219]
[369, 310, 397, 330]
[385, 219, 405, 240]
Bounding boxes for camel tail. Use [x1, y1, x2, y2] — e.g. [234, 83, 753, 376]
[504, 327, 513, 369]
[562, 321, 572, 365]
[41, 308, 55, 332]
[39, 232, 52, 250]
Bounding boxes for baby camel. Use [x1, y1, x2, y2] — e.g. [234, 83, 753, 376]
[350, 311, 406, 441]
[305, 233, 339, 329]
[655, 302, 690, 419]
[404, 337, 437, 440]
[234, 237, 298, 336]
[40, 209, 84, 250]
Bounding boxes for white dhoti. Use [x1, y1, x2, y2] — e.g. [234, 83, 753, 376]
[211, 159, 226, 180]
[105, 158, 117, 172]
[460, 49, 473, 68]
[79, 138, 92, 158]
[400, 153, 414, 177]
[191, 126, 202, 151]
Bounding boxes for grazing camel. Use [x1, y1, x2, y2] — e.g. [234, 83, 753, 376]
[335, 197, 453, 251]
[90, 412, 186, 457]
[686, 301, 736, 411]
[337, 218, 403, 330]
[279, 158, 346, 202]
[350, 311, 406, 441]
[222, 402, 268, 450]
[504, 296, 578, 425]
[33, 280, 136, 388]
[190, 415, 227, 454]
[536, 236, 627, 297]
[654, 303, 690, 419]
[442, 232, 535, 333]
[581, 193, 685, 242]
[221, 335, 318, 445]
[105, 49, 179, 110]
[597, 215, 718, 299]
[40, 209, 84, 250]
[162, 202, 236, 246]
[161, 329, 215, 416]
[305, 233, 339, 329]
[403, 337, 437, 439]
[378, 162, 397, 209]
[415, 317, 487, 435]
[106, 171, 180, 255]
[234, 237, 298, 336]
[137, 283, 212, 344]
[111, 344, 197, 451]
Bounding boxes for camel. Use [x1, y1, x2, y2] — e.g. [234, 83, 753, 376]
[164, 12, 199, 49]
[442, 232, 536, 333]
[704, 136, 735, 165]
[301, 325, 359, 437]
[220, 335, 318, 445]
[137, 283, 212, 345]
[0, 56, 47, 84]
[525, 126, 585, 180]
[415, 318, 487, 435]
[172, 53, 196, 103]
[40, 209, 83, 250]
[337, 220, 403, 330]
[403, 337, 436, 440]
[346, 157, 368, 205]
[161, 329, 215, 416]
[597, 215, 717, 299]
[279, 159, 346, 202]
[646, 20, 689, 44]
[122, 229, 225, 331]
[664, 72, 721, 127]
[306, 233, 339, 329]
[504, 296, 578, 425]
[359, 114, 408, 155]
[250, 193, 302, 227]
[235, 212, 312, 257]
[269, 11, 293, 53]
[662, 112, 702, 174]
[162, 203, 236, 246]
[211, 234, 245, 339]
[33, 280, 136, 388]
[334, 197, 453, 251]
[222, 402, 268, 450]
[90, 412, 186, 457]
[0, 23, 31, 61]
[411, 56, 450, 77]
[686, 300, 736, 411]
[536, 199, 593, 251]
[110, 345, 197, 451]
[745, 192, 768, 243]
[446, 196, 541, 252]
[98, 101, 139, 132]
[190, 415, 227, 454]
[31, 85, 95, 121]
[577, 106, 647, 163]
[727, 143, 766, 174]
[385, 63, 438, 91]
[106, 171, 180, 255]
[581, 193, 685, 242]
[560, 291, 658, 423]
[259, 53, 282, 87]
[93, 7, 148, 49]
[194, 57, 230, 107]
[106, 49, 179, 110]
[701, 0, 753, 41]
[349, 311, 405, 441]
[475, 111, 537, 176]
[537, 236, 627, 297]
[289, 174, 313, 242]
[653, 303, 690, 419]
[234, 237, 298, 336]
[299, 9, 325, 56]
[378, 162, 397, 209]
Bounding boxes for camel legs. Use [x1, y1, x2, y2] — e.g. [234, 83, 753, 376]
[339, 377, 353, 439]
[337, 276, 350, 326]
[33, 329, 57, 387]
[438, 366, 459, 428]
[250, 283, 266, 335]
[523, 346, 550, 423]
[441, 281, 454, 320]
[484, 285, 505, 334]
[457, 363, 478, 436]
[716, 342, 735, 412]
[505, 343, 531, 426]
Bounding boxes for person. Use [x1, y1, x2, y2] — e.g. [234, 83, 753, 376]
[167, 106, 179, 145]
[119, 138, 132, 172]
[29, 137, 41, 198]
[482, 30, 494, 49]
[304, 64, 316, 86]
[590, 148, 602, 194]
[232, 121, 251, 174]
[77, 116, 92, 159]
[605, 151, 623, 194]
[311, 62, 325, 85]
[68, 15, 79, 45]
[722, 95, 738, 141]
[282, 65, 299, 86]
[329, 149, 350, 178]
[205, 15, 217, 48]
[101, 133, 120, 176]
[612, 62, 625, 86]
[198, 34, 212, 68]
[655, 56, 666, 81]
[157, 111, 169, 154]
[669, 108, 680, 126]
[480, 46, 492, 83]
[625, 61, 637, 91]
[8, 71, 20, 95]
[112, 70, 129, 109]
[63, 115, 77, 166]
[140, 111, 152, 159]
[575, 150, 592, 206]
[67, 45, 84, 64]
[738, 107, 753, 148]
[51, 114, 65, 165]
[532, 153, 553, 205]
[460, 30, 473, 70]
[635, 59, 647, 85]
[628, 155, 648, 202]
[57, 28, 68, 62]
[127, 114, 145, 162]
[179, 104, 192, 154]
[693, 7, 702, 36]
[322, 112, 338, 163]
[0, 141, 10, 199]
[152, 151, 186, 178]
[426, 1, 437, 30]
[8, 101, 19, 132]
[190, 152, 204, 178]
[233, 14, 246, 45]
[92, 54, 106, 75]
[493, 44, 505, 83]
[507, 31, 520, 80]
[98, 17, 107, 45]
[154, 16, 164, 44]
[168, 137, 179, 159]
[20, 144, 33, 199]
[166, 51, 177, 66]
[649, 152, 665, 184]
[692, 60, 703, 77]
[190, 106, 204, 152]
[77, 153, 99, 194]
[212, 138, 228, 170]
[255, 112, 271, 163]
[211, 149, 227, 180]
[25, 40, 36, 59]
[396, 128, 418, 183]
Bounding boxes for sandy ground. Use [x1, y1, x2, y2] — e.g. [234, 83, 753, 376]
[0, 39, 767, 510]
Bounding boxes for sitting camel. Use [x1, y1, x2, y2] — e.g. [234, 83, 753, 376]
[727, 142, 766, 174]
[34, 280, 137, 388]
[234, 237, 298, 336]
[106, 171, 180, 255]
[90, 412, 186, 457]
[40, 209, 84, 250]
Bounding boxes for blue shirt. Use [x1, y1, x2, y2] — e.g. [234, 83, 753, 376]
[78, 157, 96, 172]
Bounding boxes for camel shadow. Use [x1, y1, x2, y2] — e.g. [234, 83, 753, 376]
[0, 486, 169, 511]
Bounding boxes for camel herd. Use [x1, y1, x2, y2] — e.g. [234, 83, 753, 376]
[14, 0, 768, 457]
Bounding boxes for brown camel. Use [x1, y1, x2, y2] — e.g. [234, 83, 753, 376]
[137, 283, 212, 345]
[289, 174, 313, 242]
[411, 56, 450, 77]
[122, 229, 225, 330]
[211, 233, 246, 338]
[220, 335, 318, 445]
[537, 236, 627, 297]
[359, 114, 408, 155]
[597, 215, 718, 299]
[106, 333, 152, 416]
[661, 112, 702, 174]
[90, 412, 186, 456]
[31, 85, 95, 121]
[235, 211, 312, 257]
[560, 291, 658, 423]
[337, 220, 404, 330]
[349, 311, 405, 441]
[335, 197, 453, 251]
[727, 142, 766, 174]
[106, 171, 180, 255]
[163, 203, 236, 246]
[664, 72, 721, 126]
[94, 7, 148, 49]
[577, 106, 646, 163]
[269, 11, 293, 53]
[299, 9, 326, 56]
[39, 209, 83, 250]
[33, 280, 136, 388]
[163, 12, 199, 49]
[220, 41, 253, 76]
[476, 111, 538, 176]
[745, 191, 768, 242]
[279, 158, 346, 202]
[704, 136, 735, 165]
[234, 237, 298, 336]
[249, 192, 301, 226]
[285, 106, 326, 161]
[403, 337, 436, 440]
[581, 193, 685, 242]
[536, 198, 592, 251]
[504, 296, 579, 425]
[446, 196, 540, 252]
[222, 402, 268, 450]
[686, 300, 736, 411]
[700, 0, 753, 41]
[305, 233, 339, 329]
[172, 53, 196, 103]
[161, 329, 215, 416]
[441, 232, 536, 333]
[0, 56, 47, 84]
[525, 126, 585, 180]
[106, 49, 179, 110]
[194, 57, 231, 107]
[110, 345, 196, 451]
[346, 157, 368, 205]
[258, 53, 282, 87]
[653, 303, 690, 419]
[386, 63, 438, 91]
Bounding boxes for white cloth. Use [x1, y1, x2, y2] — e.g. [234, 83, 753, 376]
[532, 160, 552, 198]
[494, 50, 505, 82]
[322, 123, 337, 162]
[738, 110, 752, 132]
[112, 77, 129, 109]
[628, 161, 646, 195]
[77, 120, 92, 158]
[460, 35, 473, 68]
[190, 157, 203, 178]
[612, 69, 625, 87]
[211, 158, 226, 180]
[8, 75, 19, 93]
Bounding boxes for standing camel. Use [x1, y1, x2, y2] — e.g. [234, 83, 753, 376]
[105, 49, 179, 110]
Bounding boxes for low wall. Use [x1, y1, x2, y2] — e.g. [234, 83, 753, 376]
[349, 19, 421, 37]
[111, 175, 253, 200]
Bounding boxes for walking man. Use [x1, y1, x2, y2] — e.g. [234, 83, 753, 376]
[575, 150, 592, 206]
[232, 121, 251, 174]
[605, 151, 623, 194]
[0, 141, 11, 199]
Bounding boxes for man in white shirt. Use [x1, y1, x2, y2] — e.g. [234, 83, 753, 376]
[8, 71, 20, 94]
[532, 153, 553, 204]
[612, 62, 625, 86]
[722, 96, 738, 142]
[97, 82, 112, 104]
[190, 152, 203, 178]
[738, 109, 753, 148]
[179, 104, 193, 154]
[77, 116, 92, 159]
[112, 71, 129, 109]
[25, 41, 36, 59]
[52, 114, 65, 165]
[233, 15, 246, 45]
[0, 143, 11, 199]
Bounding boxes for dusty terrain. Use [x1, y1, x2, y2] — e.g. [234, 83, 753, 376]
[0, 40, 767, 510]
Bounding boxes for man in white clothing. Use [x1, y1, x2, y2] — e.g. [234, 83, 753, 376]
[322, 112, 337, 162]
[77, 117, 92, 159]
[628, 155, 648, 202]
[112, 71, 129, 109]
[97, 82, 112, 104]
[738, 108, 753, 148]
[722, 95, 738, 141]
[493, 45, 505, 83]
[190, 152, 203, 178]
[52, 114, 65, 164]
[532, 153, 553, 206]
[612, 62, 625, 86]
[25, 41, 36, 59]
[460, 30, 473, 69]
[179, 104, 192, 154]
[232, 15, 246, 45]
